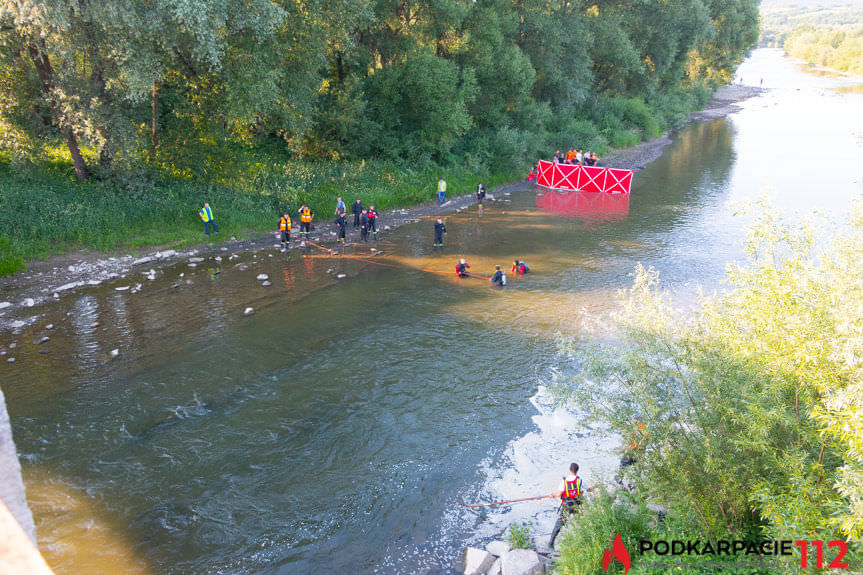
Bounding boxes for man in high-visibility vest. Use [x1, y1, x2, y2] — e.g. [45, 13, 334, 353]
[548, 462, 590, 548]
[278, 212, 292, 251]
[298, 205, 313, 238]
[437, 177, 447, 206]
[199, 202, 218, 236]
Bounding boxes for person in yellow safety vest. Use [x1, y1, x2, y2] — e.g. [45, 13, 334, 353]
[548, 462, 590, 548]
[199, 202, 219, 236]
[437, 177, 447, 206]
[278, 212, 292, 252]
[298, 205, 313, 238]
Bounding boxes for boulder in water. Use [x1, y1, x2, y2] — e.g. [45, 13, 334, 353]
[7, 357, 14, 363]
[23, 298, 35, 307]
[110, 349, 119, 358]
[500, 549, 543, 575]
[487, 558, 502, 575]
[257, 274, 269, 281]
[262, 281, 272, 286]
[244, 307, 255, 316]
[35, 336, 49, 345]
[462, 547, 495, 575]
[336, 274, 347, 279]
[189, 257, 205, 263]
[0, 302, 11, 309]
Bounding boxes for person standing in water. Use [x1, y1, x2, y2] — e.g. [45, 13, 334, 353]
[360, 209, 369, 242]
[352, 198, 363, 228]
[278, 212, 292, 251]
[434, 217, 447, 247]
[367, 204, 379, 240]
[335, 212, 347, 245]
[548, 462, 589, 548]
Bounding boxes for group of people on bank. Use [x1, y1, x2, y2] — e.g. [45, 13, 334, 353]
[553, 148, 599, 166]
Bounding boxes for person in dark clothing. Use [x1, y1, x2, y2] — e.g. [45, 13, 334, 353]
[490, 265, 506, 286]
[367, 205, 378, 240]
[352, 198, 363, 228]
[476, 183, 486, 208]
[335, 213, 347, 244]
[455, 258, 470, 277]
[434, 218, 447, 247]
[360, 209, 369, 242]
[548, 462, 589, 548]
[512, 260, 530, 275]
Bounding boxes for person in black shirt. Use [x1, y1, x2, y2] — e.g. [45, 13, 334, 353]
[476, 183, 486, 208]
[352, 198, 363, 228]
[490, 265, 506, 286]
[455, 259, 470, 277]
[434, 218, 447, 247]
[335, 213, 347, 244]
[360, 209, 369, 242]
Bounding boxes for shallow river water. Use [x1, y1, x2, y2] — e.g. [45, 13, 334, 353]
[2, 48, 862, 574]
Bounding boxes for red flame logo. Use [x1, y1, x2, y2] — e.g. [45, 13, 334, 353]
[602, 533, 630, 573]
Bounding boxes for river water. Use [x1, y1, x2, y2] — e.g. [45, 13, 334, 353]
[2, 48, 862, 574]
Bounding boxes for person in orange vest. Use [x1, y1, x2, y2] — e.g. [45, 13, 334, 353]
[298, 205, 313, 239]
[278, 212, 292, 251]
[548, 462, 590, 548]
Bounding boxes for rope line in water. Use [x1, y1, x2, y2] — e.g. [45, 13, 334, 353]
[303, 238, 494, 279]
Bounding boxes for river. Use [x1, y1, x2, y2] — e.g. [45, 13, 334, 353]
[2, 48, 862, 574]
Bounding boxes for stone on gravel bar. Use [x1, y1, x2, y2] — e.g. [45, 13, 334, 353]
[189, 257, 205, 263]
[261, 281, 272, 286]
[244, 307, 255, 316]
[257, 274, 269, 281]
[336, 274, 347, 279]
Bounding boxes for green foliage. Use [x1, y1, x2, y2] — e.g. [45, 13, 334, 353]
[553, 202, 863, 554]
[785, 25, 863, 75]
[0, 236, 25, 275]
[507, 521, 532, 550]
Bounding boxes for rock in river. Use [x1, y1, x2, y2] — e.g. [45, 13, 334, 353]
[500, 549, 543, 575]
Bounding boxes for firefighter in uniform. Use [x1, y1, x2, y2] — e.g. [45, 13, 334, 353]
[548, 462, 587, 548]
[298, 205, 313, 238]
[279, 212, 292, 251]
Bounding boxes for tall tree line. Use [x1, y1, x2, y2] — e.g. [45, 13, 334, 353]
[0, 0, 759, 181]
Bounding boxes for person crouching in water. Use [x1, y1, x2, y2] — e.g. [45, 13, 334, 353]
[279, 212, 292, 251]
[512, 260, 530, 275]
[490, 265, 506, 286]
[455, 259, 470, 277]
[434, 217, 447, 247]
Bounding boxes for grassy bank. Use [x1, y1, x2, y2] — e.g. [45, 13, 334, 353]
[549, 204, 863, 573]
[0, 146, 521, 276]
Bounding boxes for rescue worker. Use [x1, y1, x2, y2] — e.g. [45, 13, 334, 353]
[298, 205, 313, 239]
[437, 177, 447, 206]
[434, 217, 447, 247]
[490, 265, 506, 286]
[455, 258, 470, 278]
[621, 419, 647, 467]
[512, 260, 530, 275]
[549, 463, 588, 548]
[360, 209, 369, 242]
[199, 202, 218, 236]
[352, 198, 363, 228]
[476, 183, 486, 208]
[335, 196, 346, 217]
[367, 204, 378, 240]
[335, 212, 347, 244]
[278, 212, 292, 251]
